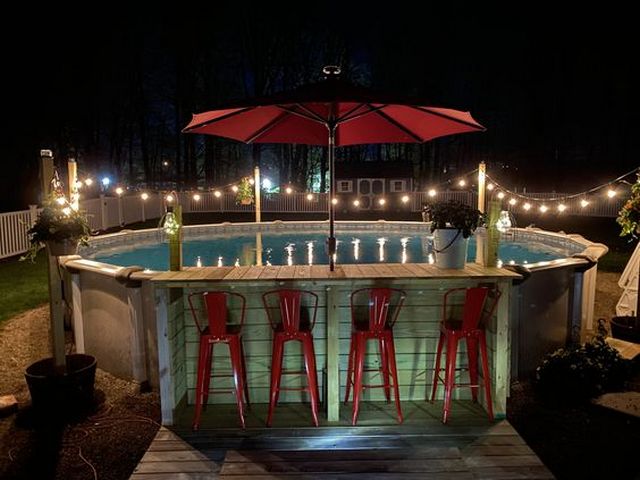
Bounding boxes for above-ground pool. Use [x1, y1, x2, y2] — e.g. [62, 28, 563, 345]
[88, 222, 580, 270]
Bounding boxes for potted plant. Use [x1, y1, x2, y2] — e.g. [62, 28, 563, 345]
[426, 200, 484, 269]
[22, 195, 92, 261]
[613, 176, 640, 342]
[236, 177, 254, 205]
[21, 195, 96, 418]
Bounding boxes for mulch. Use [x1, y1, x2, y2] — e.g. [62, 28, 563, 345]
[0, 306, 160, 480]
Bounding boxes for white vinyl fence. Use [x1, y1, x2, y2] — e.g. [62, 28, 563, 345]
[0, 190, 624, 260]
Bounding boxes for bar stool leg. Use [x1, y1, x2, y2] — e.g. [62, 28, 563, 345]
[203, 342, 214, 405]
[193, 338, 208, 430]
[267, 336, 284, 427]
[344, 336, 355, 404]
[442, 335, 459, 424]
[384, 333, 403, 424]
[240, 339, 250, 408]
[466, 336, 480, 403]
[228, 337, 246, 429]
[351, 335, 366, 426]
[379, 338, 391, 403]
[302, 335, 320, 427]
[479, 331, 494, 421]
[430, 333, 444, 402]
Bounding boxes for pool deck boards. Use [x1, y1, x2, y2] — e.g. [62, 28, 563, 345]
[151, 263, 521, 284]
[129, 402, 554, 479]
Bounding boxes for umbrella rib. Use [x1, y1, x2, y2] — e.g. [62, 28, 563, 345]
[244, 111, 291, 143]
[182, 107, 256, 132]
[276, 105, 327, 125]
[337, 104, 387, 125]
[336, 103, 368, 123]
[370, 106, 424, 142]
[409, 106, 486, 130]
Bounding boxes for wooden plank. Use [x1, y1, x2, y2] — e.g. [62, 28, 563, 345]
[294, 265, 311, 278]
[469, 466, 554, 479]
[218, 473, 473, 480]
[140, 450, 211, 462]
[224, 447, 461, 462]
[277, 265, 297, 279]
[326, 286, 339, 422]
[155, 287, 174, 426]
[258, 265, 280, 279]
[134, 460, 217, 474]
[202, 266, 234, 280]
[463, 455, 544, 468]
[493, 279, 511, 417]
[131, 474, 221, 480]
[223, 265, 252, 280]
[243, 265, 265, 280]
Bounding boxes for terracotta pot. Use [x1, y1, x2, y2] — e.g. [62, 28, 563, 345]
[240, 198, 252, 205]
[45, 239, 79, 256]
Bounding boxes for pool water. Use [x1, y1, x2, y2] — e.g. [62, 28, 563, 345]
[92, 231, 570, 270]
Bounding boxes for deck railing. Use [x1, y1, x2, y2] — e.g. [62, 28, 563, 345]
[0, 190, 624, 259]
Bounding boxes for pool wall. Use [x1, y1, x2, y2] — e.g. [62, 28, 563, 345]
[62, 221, 607, 388]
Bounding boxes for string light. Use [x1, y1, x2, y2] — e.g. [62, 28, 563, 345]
[101, 177, 111, 187]
[285, 186, 293, 194]
[523, 202, 531, 211]
[115, 187, 124, 196]
[231, 185, 239, 193]
[353, 199, 360, 207]
[539, 205, 548, 213]
[331, 198, 338, 205]
[401, 195, 409, 203]
[214, 190, 221, 198]
[509, 198, 517, 206]
[487, 183, 495, 191]
[249, 178, 255, 185]
[141, 193, 149, 200]
[580, 199, 590, 208]
[458, 179, 466, 187]
[497, 191, 505, 199]
[84, 178, 93, 186]
[165, 194, 174, 203]
[378, 198, 386, 206]
[557, 203, 567, 212]
[607, 189, 617, 198]
[193, 193, 201, 201]
[428, 189, 437, 197]
[306, 193, 314, 201]
[75, 181, 83, 190]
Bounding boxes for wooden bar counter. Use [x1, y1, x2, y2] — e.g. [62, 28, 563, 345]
[151, 263, 521, 426]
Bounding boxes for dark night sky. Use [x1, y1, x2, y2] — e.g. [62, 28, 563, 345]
[1, 3, 638, 211]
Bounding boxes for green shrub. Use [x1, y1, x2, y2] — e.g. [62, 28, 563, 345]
[535, 336, 629, 403]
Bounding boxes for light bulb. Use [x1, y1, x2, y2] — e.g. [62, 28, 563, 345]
[523, 203, 531, 211]
[214, 190, 221, 198]
[306, 193, 314, 201]
[487, 183, 495, 191]
[331, 198, 338, 205]
[231, 185, 239, 193]
[428, 189, 437, 197]
[165, 194, 174, 203]
[353, 199, 360, 207]
[607, 189, 617, 198]
[75, 181, 83, 189]
[84, 178, 93, 186]
[458, 179, 466, 187]
[401, 195, 409, 203]
[497, 191, 505, 199]
[101, 177, 110, 187]
[285, 186, 293, 194]
[115, 187, 124, 196]
[193, 194, 201, 201]
[55, 196, 66, 205]
[378, 198, 386, 206]
[62, 207, 71, 216]
[539, 205, 548, 213]
[248, 178, 255, 185]
[580, 199, 590, 208]
[141, 193, 149, 200]
[509, 198, 517, 206]
[558, 204, 566, 212]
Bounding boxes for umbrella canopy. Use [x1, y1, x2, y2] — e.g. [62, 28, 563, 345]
[183, 67, 485, 270]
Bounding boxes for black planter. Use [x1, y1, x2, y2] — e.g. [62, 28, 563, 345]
[25, 354, 97, 417]
[610, 316, 640, 343]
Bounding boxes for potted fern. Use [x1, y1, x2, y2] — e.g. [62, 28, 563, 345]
[426, 200, 484, 269]
[236, 177, 254, 205]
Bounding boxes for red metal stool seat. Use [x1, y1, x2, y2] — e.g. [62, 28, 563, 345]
[262, 289, 320, 427]
[345, 287, 406, 426]
[430, 286, 501, 423]
[188, 291, 249, 430]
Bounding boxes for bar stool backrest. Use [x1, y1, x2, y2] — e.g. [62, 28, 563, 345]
[188, 291, 246, 337]
[442, 285, 501, 331]
[350, 288, 406, 333]
[262, 289, 319, 334]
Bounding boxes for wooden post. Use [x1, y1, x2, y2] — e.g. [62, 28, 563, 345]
[40, 149, 54, 203]
[493, 279, 512, 417]
[68, 158, 79, 211]
[484, 199, 501, 267]
[155, 287, 175, 425]
[169, 205, 182, 271]
[71, 272, 85, 353]
[99, 194, 108, 230]
[254, 165, 261, 223]
[478, 161, 486, 213]
[47, 250, 67, 370]
[255, 232, 263, 266]
[28, 205, 38, 226]
[326, 286, 340, 422]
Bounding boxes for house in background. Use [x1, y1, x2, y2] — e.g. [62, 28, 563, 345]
[335, 161, 414, 210]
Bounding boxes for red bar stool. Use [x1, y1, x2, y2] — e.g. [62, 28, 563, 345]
[262, 289, 320, 427]
[430, 286, 501, 423]
[344, 287, 406, 426]
[188, 291, 249, 430]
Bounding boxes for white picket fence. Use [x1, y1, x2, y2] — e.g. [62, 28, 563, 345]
[0, 190, 625, 260]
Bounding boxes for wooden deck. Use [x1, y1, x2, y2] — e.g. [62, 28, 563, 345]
[130, 402, 554, 479]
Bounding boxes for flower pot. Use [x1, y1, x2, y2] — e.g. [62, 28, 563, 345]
[433, 228, 468, 269]
[25, 354, 97, 417]
[45, 239, 79, 257]
[240, 198, 252, 205]
[610, 316, 640, 343]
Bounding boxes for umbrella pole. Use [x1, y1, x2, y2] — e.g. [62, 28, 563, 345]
[328, 127, 336, 271]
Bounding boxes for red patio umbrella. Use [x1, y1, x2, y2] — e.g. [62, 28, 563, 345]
[183, 66, 485, 271]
